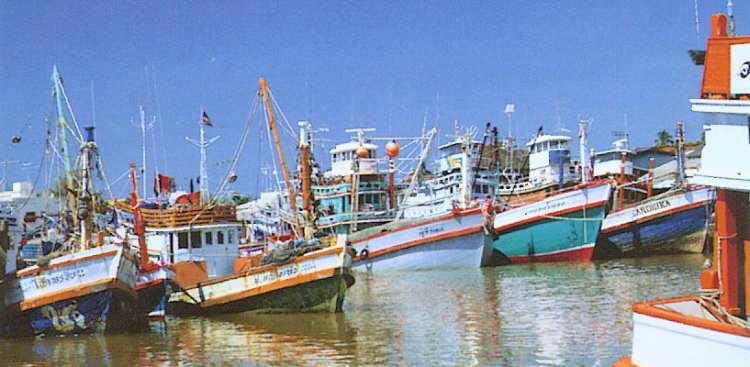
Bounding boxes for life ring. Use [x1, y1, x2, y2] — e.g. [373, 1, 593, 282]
[359, 249, 369, 259]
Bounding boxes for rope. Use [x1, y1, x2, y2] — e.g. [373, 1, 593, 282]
[57, 79, 84, 144]
[699, 293, 750, 333]
[212, 95, 260, 199]
[267, 89, 300, 144]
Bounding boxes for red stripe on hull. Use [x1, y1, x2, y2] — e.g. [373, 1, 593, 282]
[508, 245, 594, 263]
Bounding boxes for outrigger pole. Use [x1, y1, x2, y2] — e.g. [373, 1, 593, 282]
[259, 78, 301, 237]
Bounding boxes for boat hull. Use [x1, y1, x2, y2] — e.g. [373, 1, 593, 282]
[617, 296, 750, 367]
[599, 187, 714, 257]
[490, 182, 611, 263]
[0, 245, 150, 337]
[167, 245, 351, 316]
[349, 209, 500, 272]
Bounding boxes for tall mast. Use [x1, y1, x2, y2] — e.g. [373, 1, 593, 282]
[578, 116, 592, 184]
[259, 77, 301, 237]
[504, 104, 515, 171]
[185, 111, 219, 206]
[51, 66, 74, 188]
[139, 106, 148, 198]
[675, 121, 686, 187]
[78, 127, 96, 250]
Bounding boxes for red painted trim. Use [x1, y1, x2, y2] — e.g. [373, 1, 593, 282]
[494, 200, 607, 233]
[508, 245, 594, 263]
[632, 295, 750, 338]
[354, 226, 482, 262]
[349, 209, 482, 244]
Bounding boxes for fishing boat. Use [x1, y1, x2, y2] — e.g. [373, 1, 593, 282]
[597, 123, 715, 258]
[616, 13, 750, 366]
[486, 117, 613, 263]
[0, 67, 166, 337]
[129, 78, 354, 315]
[488, 180, 611, 263]
[496, 132, 579, 207]
[349, 125, 504, 270]
[598, 186, 714, 257]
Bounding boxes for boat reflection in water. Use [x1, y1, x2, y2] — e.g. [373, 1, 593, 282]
[0, 254, 705, 366]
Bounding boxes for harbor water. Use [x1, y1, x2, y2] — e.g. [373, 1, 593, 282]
[1, 254, 705, 366]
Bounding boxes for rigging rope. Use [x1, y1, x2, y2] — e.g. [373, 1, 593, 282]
[212, 96, 260, 199]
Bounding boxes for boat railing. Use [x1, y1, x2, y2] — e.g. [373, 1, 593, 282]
[115, 201, 239, 228]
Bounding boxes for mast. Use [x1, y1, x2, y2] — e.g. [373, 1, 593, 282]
[470, 123, 491, 195]
[504, 104, 515, 171]
[185, 111, 219, 206]
[460, 132, 472, 206]
[259, 77, 301, 237]
[51, 66, 74, 189]
[78, 127, 96, 250]
[130, 163, 150, 268]
[578, 116, 592, 184]
[139, 106, 148, 198]
[299, 123, 314, 239]
[675, 121, 686, 187]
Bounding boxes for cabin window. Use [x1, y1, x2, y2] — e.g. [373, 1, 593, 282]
[217, 230, 225, 244]
[190, 231, 202, 248]
[178, 232, 188, 249]
[205, 231, 213, 245]
[228, 229, 235, 244]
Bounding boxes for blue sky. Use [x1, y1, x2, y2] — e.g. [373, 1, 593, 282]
[1, 1, 747, 197]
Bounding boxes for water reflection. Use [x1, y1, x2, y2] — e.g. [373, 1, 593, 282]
[1, 254, 705, 366]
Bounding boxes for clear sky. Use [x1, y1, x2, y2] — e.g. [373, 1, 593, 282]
[1, 1, 747, 197]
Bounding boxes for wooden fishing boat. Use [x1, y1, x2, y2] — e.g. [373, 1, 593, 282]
[0, 67, 166, 337]
[598, 185, 714, 257]
[616, 13, 750, 366]
[123, 78, 354, 316]
[488, 180, 612, 263]
[597, 122, 715, 258]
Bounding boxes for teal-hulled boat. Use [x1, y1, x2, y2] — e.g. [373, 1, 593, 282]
[489, 181, 611, 263]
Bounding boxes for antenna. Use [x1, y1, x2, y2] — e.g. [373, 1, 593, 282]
[728, 0, 736, 36]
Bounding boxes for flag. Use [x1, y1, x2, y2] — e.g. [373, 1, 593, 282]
[202, 111, 213, 127]
[504, 104, 515, 114]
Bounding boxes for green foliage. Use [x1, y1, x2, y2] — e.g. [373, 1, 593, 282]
[655, 130, 674, 146]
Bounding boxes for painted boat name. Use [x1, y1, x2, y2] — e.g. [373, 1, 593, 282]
[523, 201, 566, 216]
[419, 225, 445, 238]
[32, 268, 86, 290]
[635, 199, 671, 216]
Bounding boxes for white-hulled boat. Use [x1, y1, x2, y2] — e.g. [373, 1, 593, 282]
[617, 13, 750, 366]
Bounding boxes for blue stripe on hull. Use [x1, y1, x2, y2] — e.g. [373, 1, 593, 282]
[606, 206, 710, 255]
[493, 206, 606, 259]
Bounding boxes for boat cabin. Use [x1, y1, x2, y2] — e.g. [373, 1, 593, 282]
[147, 223, 243, 279]
[593, 148, 636, 178]
[527, 134, 578, 185]
[326, 141, 380, 177]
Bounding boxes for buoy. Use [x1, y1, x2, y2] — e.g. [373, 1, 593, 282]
[355, 145, 369, 158]
[385, 140, 400, 158]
